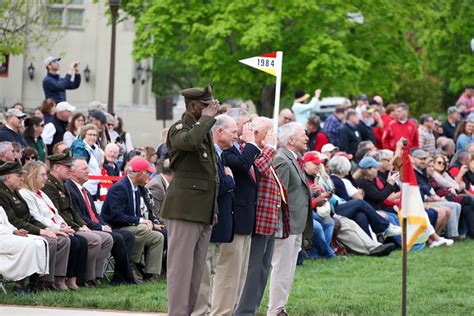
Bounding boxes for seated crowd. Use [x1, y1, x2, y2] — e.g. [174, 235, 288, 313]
[0, 84, 473, 311]
[0, 100, 167, 295]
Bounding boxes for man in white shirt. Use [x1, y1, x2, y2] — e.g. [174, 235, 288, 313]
[42, 102, 75, 155]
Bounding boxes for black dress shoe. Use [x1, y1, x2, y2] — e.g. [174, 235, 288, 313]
[13, 286, 28, 296]
[27, 284, 38, 293]
[370, 243, 395, 257]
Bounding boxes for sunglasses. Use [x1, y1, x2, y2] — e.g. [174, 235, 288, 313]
[435, 161, 447, 165]
[25, 155, 37, 161]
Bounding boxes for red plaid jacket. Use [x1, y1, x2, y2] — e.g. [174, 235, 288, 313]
[254, 145, 290, 238]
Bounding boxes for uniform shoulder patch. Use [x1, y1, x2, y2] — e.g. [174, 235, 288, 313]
[175, 123, 183, 130]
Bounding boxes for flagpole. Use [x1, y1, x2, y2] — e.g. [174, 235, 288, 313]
[273, 51, 283, 132]
[402, 216, 407, 316]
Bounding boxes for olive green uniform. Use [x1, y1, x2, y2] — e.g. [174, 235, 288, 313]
[162, 84, 219, 316]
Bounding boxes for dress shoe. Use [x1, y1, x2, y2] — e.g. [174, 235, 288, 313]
[27, 284, 38, 293]
[370, 243, 395, 257]
[13, 285, 28, 296]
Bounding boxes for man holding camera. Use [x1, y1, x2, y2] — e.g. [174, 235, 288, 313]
[42, 56, 81, 103]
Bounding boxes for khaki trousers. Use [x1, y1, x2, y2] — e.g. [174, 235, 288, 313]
[335, 215, 381, 254]
[122, 224, 164, 275]
[210, 234, 251, 315]
[192, 243, 221, 316]
[167, 219, 212, 316]
[40, 235, 71, 282]
[267, 234, 302, 316]
[76, 231, 113, 280]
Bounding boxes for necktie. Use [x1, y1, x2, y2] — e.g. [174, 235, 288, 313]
[135, 190, 141, 217]
[81, 187, 99, 224]
[239, 142, 257, 183]
[297, 155, 305, 173]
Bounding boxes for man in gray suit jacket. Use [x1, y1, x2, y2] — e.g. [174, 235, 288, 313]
[145, 159, 174, 221]
[269, 122, 313, 316]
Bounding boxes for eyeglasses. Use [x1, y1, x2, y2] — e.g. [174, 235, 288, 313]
[107, 123, 114, 127]
[435, 161, 447, 165]
[86, 133, 97, 137]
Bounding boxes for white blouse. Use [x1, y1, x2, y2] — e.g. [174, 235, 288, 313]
[19, 188, 66, 231]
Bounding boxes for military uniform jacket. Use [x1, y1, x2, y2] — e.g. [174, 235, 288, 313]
[0, 182, 46, 235]
[161, 114, 218, 225]
[42, 174, 87, 230]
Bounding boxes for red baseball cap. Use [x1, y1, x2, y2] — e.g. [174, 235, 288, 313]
[129, 157, 156, 174]
[303, 151, 323, 165]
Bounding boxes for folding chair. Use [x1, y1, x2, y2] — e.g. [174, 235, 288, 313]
[0, 275, 7, 294]
[103, 256, 115, 284]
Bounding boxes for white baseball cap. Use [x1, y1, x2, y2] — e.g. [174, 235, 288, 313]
[44, 56, 61, 66]
[321, 143, 338, 153]
[56, 101, 76, 112]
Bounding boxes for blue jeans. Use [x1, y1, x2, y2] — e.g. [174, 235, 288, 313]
[308, 213, 335, 259]
[335, 199, 389, 237]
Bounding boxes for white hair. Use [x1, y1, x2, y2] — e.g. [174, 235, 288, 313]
[328, 156, 352, 177]
[212, 114, 235, 133]
[0, 142, 12, 158]
[226, 108, 249, 121]
[105, 142, 119, 153]
[278, 122, 303, 147]
[252, 116, 272, 131]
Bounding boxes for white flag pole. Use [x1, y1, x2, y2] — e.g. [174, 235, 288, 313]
[273, 51, 283, 132]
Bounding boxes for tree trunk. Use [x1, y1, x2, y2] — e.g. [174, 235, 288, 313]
[255, 83, 275, 117]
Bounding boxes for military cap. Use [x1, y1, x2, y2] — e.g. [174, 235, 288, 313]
[48, 149, 73, 166]
[0, 161, 25, 176]
[181, 84, 214, 104]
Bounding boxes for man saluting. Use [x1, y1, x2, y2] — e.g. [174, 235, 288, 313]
[161, 84, 220, 316]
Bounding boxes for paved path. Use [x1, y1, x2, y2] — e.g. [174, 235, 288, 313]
[0, 305, 167, 316]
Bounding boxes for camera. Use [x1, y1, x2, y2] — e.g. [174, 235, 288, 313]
[115, 136, 124, 144]
[402, 140, 408, 146]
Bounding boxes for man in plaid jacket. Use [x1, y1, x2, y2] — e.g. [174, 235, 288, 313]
[236, 117, 290, 316]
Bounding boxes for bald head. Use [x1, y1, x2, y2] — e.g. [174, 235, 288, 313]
[278, 109, 294, 126]
[252, 117, 273, 149]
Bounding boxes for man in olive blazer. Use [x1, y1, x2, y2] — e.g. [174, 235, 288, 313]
[269, 122, 312, 316]
[160, 84, 220, 316]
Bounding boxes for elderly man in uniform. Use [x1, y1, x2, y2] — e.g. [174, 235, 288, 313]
[161, 84, 220, 316]
[42, 151, 113, 286]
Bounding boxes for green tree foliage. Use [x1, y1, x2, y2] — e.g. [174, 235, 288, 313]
[0, 1, 62, 63]
[419, 0, 474, 105]
[122, 0, 471, 116]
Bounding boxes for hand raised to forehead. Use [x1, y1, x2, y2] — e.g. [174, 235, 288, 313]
[241, 122, 255, 143]
[202, 99, 220, 117]
[263, 128, 277, 147]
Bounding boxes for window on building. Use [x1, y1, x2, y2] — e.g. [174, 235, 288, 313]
[47, 0, 85, 29]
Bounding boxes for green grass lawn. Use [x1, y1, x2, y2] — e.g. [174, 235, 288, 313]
[1, 240, 473, 315]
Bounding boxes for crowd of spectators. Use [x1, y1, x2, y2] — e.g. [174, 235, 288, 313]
[0, 78, 473, 316]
